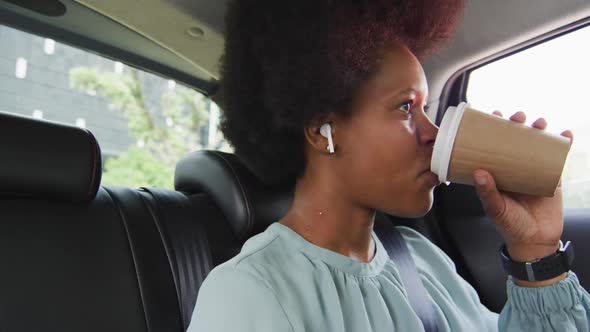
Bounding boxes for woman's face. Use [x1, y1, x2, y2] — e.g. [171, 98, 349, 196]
[332, 45, 439, 218]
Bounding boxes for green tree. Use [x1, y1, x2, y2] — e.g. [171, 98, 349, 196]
[69, 66, 210, 189]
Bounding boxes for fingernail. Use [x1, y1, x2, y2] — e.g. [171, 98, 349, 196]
[475, 175, 487, 186]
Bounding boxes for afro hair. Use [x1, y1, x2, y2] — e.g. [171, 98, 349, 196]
[219, 0, 464, 184]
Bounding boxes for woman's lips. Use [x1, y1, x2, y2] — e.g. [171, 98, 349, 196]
[420, 169, 440, 185]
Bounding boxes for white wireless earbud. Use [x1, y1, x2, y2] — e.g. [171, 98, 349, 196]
[320, 123, 335, 154]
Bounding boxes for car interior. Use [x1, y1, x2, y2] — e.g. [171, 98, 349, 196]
[1, 0, 589, 331]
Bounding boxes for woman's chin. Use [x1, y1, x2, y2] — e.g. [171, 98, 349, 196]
[406, 192, 435, 217]
[384, 197, 433, 219]
[379, 188, 435, 218]
[401, 207, 432, 218]
[418, 194, 435, 216]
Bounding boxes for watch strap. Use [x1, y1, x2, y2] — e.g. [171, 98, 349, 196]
[500, 241, 574, 282]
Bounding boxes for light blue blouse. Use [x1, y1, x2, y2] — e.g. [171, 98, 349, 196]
[188, 222, 590, 331]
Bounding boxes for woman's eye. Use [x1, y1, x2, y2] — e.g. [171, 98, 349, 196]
[397, 101, 413, 114]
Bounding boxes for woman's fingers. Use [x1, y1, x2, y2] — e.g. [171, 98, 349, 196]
[531, 117, 548, 130]
[495, 110, 565, 135]
[473, 169, 506, 220]
[561, 129, 574, 144]
[509, 111, 526, 123]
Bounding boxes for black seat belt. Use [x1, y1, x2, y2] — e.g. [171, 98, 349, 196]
[373, 212, 439, 332]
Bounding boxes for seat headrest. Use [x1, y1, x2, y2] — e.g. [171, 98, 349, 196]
[0, 112, 102, 203]
[175, 151, 293, 240]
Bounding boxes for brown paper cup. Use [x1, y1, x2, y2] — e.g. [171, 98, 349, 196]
[431, 103, 572, 197]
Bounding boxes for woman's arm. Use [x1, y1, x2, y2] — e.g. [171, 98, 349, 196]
[399, 225, 590, 331]
[470, 112, 590, 329]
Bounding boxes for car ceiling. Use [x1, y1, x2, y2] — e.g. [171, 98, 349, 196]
[1, 0, 589, 117]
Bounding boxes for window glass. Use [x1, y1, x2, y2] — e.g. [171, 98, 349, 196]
[467, 25, 590, 209]
[0, 25, 230, 189]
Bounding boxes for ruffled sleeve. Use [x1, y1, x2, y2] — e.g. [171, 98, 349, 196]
[499, 272, 590, 331]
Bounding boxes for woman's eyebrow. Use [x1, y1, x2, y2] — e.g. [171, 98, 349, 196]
[383, 87, 428, 105]
[397, 88, 428, 101]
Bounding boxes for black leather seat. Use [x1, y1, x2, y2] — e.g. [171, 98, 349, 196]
[175, 151, 294, 266]
[138, 187, 220, 327]
[0, 112, 219, 332]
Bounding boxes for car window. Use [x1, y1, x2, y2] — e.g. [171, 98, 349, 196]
[0, 25, 230, 189]
[466, 25, 590, 209]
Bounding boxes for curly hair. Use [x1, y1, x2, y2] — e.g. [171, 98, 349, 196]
[219, 0, 464, 185]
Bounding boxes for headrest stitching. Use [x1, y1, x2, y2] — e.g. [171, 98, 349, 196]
[86, 130, 99, 200]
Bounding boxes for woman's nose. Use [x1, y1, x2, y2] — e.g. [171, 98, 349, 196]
[417, 110, 438, 147]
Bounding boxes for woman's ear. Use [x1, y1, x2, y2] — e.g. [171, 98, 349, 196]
[304, 117, 336, 154]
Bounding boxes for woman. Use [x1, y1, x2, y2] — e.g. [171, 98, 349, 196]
[188, 0, 590, 331]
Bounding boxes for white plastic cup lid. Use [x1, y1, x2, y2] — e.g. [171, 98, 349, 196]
[431, 102, 469, 183]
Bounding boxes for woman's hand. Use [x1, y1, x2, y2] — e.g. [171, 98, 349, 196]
[472, 111, 574, 286]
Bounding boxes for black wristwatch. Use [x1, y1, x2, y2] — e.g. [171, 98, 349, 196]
[500, 241, 574, 282]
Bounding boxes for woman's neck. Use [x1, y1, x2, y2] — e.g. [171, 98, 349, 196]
[279, 174, 376, 263]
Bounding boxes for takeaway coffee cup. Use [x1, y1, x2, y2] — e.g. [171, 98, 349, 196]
[431, 102, 572, 197]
